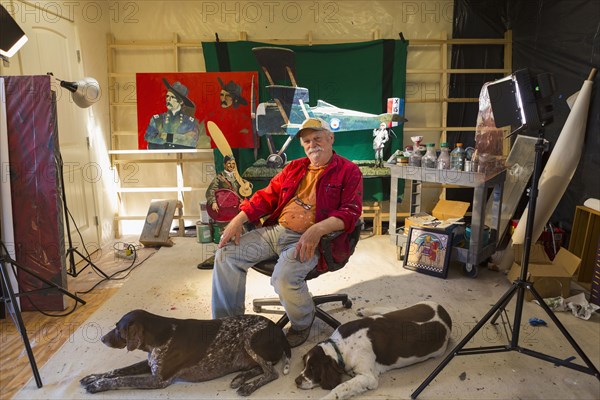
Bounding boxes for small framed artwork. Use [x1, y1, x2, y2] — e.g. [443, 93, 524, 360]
[403, 227, 453, 279]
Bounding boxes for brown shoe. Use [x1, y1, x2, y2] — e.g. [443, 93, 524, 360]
[286, 311, 316, 347]
[286, 325, 312, 347]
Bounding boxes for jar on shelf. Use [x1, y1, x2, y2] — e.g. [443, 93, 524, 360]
[422, 143, 438, 168]
[437, 142, 451, 169]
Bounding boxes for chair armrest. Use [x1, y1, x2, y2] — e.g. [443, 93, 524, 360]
[319, 221, 362, 272]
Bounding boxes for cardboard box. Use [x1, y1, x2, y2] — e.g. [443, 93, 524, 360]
[404, 200, 469, 234]
[507, 244, 581, 301]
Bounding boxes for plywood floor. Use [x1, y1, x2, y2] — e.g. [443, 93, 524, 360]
[1, 236, 160, 399]
[0, 288, 118, 399]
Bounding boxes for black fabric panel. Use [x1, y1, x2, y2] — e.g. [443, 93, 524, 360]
[508, 0, 600, 232]
[449, 0, 600, 232]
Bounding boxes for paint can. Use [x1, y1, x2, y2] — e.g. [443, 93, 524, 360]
[464, 160, 476, 172]
[199, 202, 210, 224]
[212, 224, 222, 244]
[196, 222, 212, 243]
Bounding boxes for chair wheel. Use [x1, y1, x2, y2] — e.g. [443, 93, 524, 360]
[342, 299, 352, 309]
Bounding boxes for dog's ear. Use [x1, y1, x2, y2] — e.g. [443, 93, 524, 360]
[319, 358, 343, 390]
[124, 321, 143, 351]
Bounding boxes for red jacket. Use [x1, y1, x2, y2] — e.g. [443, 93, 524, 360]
[240, 153, 363, 271]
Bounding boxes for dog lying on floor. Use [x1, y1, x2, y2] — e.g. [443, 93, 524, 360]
[80, 309, 291, 396]
[295, 301, 452, 400]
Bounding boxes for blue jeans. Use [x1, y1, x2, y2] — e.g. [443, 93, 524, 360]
[211, 224, 317, 330]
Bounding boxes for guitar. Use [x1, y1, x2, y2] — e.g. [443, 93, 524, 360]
[207, 121, 253, 197]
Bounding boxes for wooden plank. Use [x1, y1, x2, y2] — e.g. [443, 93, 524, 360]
[108, 149, 212, 155]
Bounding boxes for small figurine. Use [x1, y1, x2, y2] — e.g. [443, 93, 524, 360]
[373, 122, 390, 168]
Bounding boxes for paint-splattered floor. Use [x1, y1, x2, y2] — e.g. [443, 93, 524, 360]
[14, 235, 600, 399]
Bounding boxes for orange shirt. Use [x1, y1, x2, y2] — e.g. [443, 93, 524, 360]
[278, 164, 327, 233]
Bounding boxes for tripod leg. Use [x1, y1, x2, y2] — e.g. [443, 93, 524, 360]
[411, 283, 519, 399]
[1, 261, 43, 388]
[4, 256, 86, 306]
[527, 284, 600, 376]
[70, 248, 110, 280]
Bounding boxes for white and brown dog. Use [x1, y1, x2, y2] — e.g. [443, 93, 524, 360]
[295, 301, 452, 400]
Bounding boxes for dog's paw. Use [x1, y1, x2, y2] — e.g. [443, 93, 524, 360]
[84, 379, 109, 393]
[80, 374, 103, 386]
[237, 382, 258, 397]
[230, 374, 245, 389]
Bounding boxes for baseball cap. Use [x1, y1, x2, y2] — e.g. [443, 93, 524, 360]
[296, 117, 331, 138]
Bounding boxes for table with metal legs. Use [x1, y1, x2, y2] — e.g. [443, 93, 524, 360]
[387, 165, 506, 277]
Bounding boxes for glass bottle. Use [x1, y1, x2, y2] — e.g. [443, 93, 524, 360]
[437, 143, 451, 169]
[408, 146, 422, 167]
[450, 142, 466, 171]
[422, 143, 437, 168]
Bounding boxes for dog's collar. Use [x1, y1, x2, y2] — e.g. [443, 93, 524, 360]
[323, 339, 345, 370]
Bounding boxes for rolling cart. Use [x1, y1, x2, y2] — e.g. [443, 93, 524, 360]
[387, 165, 506, 277]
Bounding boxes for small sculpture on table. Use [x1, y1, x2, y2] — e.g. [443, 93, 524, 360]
[373, 122, 390, 168]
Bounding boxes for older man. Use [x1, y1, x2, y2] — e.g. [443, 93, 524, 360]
[211, 118, 363, 347]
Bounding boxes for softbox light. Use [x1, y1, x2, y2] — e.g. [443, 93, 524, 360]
[59, 77, 101, 108]
[0, 5, 28, 58]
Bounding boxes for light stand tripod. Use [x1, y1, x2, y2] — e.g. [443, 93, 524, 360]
[411, 131, 600, 399]
[0, 241, 86, 388]
[57, 154, 109, 279]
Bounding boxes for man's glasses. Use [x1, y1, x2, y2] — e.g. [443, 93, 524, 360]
[294, 196, 312, 210]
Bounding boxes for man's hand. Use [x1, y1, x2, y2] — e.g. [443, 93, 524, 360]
[294, 225, 324, 263]
[218, 212, 248, 248]
[211, 202, 219, 212]
[294, 217, 345, 263]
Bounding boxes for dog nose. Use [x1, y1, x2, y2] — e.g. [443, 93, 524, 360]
[294, 375, 304, 386]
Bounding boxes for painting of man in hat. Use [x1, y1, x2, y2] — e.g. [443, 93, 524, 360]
[144, 78, 200, 149]
[218, 77, 248, 109]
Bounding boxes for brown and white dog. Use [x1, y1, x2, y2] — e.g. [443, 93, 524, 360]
[295, 301, 452, 400]
[80, 310, 290, 396]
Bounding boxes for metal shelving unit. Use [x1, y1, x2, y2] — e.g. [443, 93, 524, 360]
[387, 165, 506, 277]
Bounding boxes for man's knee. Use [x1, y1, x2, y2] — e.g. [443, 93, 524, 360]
[271, 265, 306, 293]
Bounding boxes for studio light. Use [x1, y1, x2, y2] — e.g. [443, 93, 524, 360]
[58, 77, 101, 108]
[486, 68, 555, 134]
[0, 5, 28, 59]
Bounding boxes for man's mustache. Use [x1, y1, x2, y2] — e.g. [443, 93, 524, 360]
[308, 146, 324, 155]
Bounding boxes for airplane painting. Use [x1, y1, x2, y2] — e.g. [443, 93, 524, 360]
[252, 47, 407, 167]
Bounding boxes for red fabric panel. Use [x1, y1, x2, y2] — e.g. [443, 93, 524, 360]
[4, 75, 66, 311]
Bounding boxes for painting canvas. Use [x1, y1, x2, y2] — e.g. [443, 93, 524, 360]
[403, 227, 453, 279]
[136, 72, 257, 150]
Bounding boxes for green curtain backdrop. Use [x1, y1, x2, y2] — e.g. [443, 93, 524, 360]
[202, 39, 407, 201]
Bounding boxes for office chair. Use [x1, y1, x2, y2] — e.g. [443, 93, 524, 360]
[251, 221, 362, 329]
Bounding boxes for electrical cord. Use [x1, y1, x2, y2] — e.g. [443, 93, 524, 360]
[1, 240, 155, 317]
[75, 247, 156, 295]
[66, 206, 106, 279]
